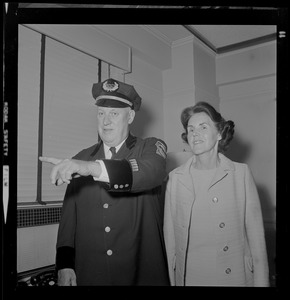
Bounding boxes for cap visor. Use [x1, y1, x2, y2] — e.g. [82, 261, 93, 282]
[96, 98, 131, 108]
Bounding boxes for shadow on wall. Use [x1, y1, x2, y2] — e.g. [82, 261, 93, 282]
[256, 184, 276, 287]
[130, 102, 154, 138]
[225, 133, 251, 164]
[227, 133, 276, 221]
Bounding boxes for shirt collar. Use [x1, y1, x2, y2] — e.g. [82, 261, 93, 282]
[103, 138, 127, 158]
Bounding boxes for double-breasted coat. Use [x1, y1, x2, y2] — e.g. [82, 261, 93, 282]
[56, 134, 170, 286]
[163, 153, 269, 286]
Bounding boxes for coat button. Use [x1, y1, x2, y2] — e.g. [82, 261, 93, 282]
[219, 222, 225, 228]
[114, 184, 118, 189]
[105, 226, 111, 233]
[225, 268, 231, 274]
[212, 197, 218, 203]
[103, 203, 109, 209]
[107, 249, 113, 256]
[223, 246, 229, 251]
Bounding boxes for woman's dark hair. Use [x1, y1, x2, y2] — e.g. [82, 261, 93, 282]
[181, 101, 235, 153]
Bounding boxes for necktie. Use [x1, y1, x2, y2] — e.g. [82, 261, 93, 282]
[109, 147, 117, 159]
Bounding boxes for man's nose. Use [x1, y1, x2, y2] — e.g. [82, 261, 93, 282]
[103, 114, 111, 125]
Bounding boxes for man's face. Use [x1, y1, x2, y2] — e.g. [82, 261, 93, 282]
[96, 106, 135, 147]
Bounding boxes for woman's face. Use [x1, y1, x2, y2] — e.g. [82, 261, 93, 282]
[187, 112, 221, 157]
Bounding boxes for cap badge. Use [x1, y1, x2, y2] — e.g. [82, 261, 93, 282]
[102, 79, 119, 92]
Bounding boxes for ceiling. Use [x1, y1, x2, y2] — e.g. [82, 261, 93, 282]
[18, 4, 277, 54]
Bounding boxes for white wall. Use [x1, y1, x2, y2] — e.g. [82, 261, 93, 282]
[216, 42, 276, 84]
[17, 225, 59, 272]
[193, 40, 219, 109]
[126, 55, 165, 140]
[163, 40, 195, 152]
[217, 42, 276, 225]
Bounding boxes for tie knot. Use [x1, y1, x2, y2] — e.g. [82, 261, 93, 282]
[109, 147, 116, 158]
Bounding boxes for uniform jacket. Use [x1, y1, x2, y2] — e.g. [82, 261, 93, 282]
[163, 153, 269, 286]
[56, 134, 170, 286]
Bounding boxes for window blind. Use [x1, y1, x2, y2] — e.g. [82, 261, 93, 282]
[41, 37, 100, 202]
[18, 26, 102, 203]
[18, 25, 41, 203]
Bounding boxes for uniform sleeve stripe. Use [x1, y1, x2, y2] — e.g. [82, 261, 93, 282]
[129, 159, 139, 171]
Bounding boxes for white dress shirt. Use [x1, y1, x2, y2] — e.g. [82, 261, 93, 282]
[94, 139, 126, 183]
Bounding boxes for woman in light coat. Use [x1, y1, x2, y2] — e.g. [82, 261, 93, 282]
[163, 102, 269, 286]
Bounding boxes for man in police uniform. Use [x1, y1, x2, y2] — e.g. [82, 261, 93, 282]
[40, 78, 170, 286]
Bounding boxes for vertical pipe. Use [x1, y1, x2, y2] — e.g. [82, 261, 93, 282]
[97, 59, 102, 142]
[36, 34, 46, 205]
[98, 58, 101, 82]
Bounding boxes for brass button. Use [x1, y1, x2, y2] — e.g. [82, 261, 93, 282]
[105, 226, 111, 233]
[103, 203, 109, 209]
[212, 197, 218, 203]
[225, 268, 231, 274]
[219, 222, 225, 228]
[223, 246, 229, 251]
[107, 249, 113, 256]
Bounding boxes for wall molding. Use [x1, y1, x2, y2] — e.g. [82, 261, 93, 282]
[139, 25, 173, 46]
[218, 75, 276, 102]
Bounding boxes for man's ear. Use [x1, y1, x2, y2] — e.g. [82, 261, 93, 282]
[128, 109, 136, 124]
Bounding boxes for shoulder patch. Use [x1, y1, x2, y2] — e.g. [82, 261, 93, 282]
[155, 141, 167, 159]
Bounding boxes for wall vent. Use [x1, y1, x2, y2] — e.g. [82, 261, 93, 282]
[17, 207, 62, 228]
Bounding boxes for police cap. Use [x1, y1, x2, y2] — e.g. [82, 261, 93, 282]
[92, 78, 142, 111]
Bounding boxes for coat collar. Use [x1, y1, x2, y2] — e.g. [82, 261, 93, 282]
[125, 133, 137, 149]
[174, 153, 235, 192]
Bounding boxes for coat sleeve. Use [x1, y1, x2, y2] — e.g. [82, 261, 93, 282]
[244, 165, 270, 286]
[163, 173, 176, 285]
[55, 182, 77, 271]
[102, 138, 167, 193]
